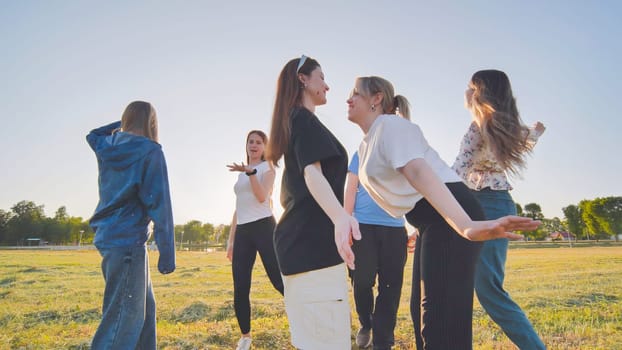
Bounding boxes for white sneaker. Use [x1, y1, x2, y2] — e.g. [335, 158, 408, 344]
[236, 336, 252, 350]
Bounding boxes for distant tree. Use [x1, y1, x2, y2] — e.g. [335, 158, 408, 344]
[579, 200, 608, 241]
[523, 203, 544, 220]
[591, 197, 622, 242]
[6, 201, 45, 245]
[521, 203, 545, 240]
[202, 222, 215, 243]
[0, 209, 12, 244]
[214, 224, 231, 246]
[515, 203, 523, 216]
[542, 217, 565, 234]
[183, 220, 204, 244]
[44, 217, 70, 244]
[563, 204, 585, 239]
[54, 206, 69, 222]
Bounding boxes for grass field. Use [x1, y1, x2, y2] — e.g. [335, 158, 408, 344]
[1, 246, 621, 349]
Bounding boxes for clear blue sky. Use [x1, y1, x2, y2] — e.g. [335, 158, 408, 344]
[1, 1, 620, 225]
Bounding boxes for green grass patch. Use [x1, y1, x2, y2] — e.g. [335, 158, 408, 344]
[0, 246, 620, 349]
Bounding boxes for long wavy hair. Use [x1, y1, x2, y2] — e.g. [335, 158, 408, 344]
[266, 56, 320, 165]
[121, 101, 158, 142]
[467, 70, 531, 175]
[355, 76, 411, 120]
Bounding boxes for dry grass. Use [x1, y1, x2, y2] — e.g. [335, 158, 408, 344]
[0, 246, 621, 349]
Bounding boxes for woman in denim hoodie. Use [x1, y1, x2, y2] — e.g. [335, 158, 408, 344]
[87, 101, 175, 350]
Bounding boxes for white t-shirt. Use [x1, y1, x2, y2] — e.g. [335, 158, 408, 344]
[358, 114, 461, 217]
[234, 161, 274, 224]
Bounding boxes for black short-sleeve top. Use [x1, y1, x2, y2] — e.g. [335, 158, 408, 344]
[274, 107, 348, 275]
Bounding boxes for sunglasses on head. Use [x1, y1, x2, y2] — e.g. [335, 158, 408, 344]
[296, 55, 308, 73]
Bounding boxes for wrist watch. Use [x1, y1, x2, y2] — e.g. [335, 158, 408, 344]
[245, 168, 257, 176]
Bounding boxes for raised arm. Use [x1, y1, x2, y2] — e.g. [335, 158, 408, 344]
[86, 121, 121, 150]
[399, 158, 539, 241]
[226, 162, 275, 203]
[304, 162, 361, 269]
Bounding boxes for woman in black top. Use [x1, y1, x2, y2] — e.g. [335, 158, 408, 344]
[266, 55, 361, 349]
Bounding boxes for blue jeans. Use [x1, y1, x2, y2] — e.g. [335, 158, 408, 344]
[92, 246, 157, 350]
[472, 189, 545, 350]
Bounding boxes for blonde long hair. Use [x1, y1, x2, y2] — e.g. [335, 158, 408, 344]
[467, 70, 531, 175]
[121, 101, 158, 142]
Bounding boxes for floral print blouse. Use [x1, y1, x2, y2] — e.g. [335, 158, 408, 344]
[452, 122, 542, 191]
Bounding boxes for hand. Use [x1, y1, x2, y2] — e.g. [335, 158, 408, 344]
[157, 250, 176, 275]
[407, 232, 417, 253]
[534, 122, 546, 135]
[334, 213, 361, 270]
[463, 215, 541, 241]
[227, 162, 252, 173]
[226, 242, 234, 262]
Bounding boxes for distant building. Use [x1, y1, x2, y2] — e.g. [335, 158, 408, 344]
[549, 231, 576, 241]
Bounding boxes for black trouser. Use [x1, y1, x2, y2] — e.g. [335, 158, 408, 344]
[406, 182, 483, 350]
[350, 223, 408, 350]
[232, 216, 284, 334]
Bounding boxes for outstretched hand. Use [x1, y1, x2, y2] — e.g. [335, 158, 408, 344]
[227, 162, 252, 173]
[334, 214, 361, 270]
[463, 215, 540, 241]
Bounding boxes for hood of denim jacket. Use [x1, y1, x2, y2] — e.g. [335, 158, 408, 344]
[96, 131, 160, 170]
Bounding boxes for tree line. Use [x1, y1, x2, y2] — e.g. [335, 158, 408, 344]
[0, 200, 231, 247]
[1, 197, 620, 246]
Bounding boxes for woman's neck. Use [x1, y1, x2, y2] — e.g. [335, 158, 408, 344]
[301, 95, 316, 113]
[359, 113, 382, 134]
[248, 158, 263, 166]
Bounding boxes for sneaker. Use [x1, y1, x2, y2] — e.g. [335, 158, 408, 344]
[356, 327, 372, 348]
[236, 336, 252, 350]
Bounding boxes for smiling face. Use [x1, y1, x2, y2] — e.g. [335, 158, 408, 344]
[246, 132, 266, 163]
[346, 81, 372, 124]
[300, 67, 330, 106]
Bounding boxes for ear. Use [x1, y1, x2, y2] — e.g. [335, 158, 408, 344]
[297, 73, 307, 85]
[371, 92, 384, 106]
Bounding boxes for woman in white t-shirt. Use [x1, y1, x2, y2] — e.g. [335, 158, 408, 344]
[346, 76, 541, 349]
[226, 130, 284, 350]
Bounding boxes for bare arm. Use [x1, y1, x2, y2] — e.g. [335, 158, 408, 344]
[399, 158, 540, 240]
[226, 162, 275, 203]
[344, 172, 359, 216]
[248, 166, 275, 203]
[304, 162, 361, 269]
[226, 212, 237, 262]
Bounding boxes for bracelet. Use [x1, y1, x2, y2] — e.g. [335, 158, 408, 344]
[245, 168, 257, 176]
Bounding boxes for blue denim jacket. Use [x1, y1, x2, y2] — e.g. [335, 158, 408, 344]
[87, 121, 175, 274]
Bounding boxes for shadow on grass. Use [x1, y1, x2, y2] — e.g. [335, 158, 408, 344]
[564, 292, 618, 307]
[530, 292, 619, 308]
[0, 276, 16, 287]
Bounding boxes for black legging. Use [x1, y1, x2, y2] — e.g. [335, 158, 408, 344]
[232, 216, 284, 334]
[406, 182, 484, 350]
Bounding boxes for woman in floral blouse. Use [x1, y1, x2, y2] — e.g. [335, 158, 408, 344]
[453, 69, 546, 349]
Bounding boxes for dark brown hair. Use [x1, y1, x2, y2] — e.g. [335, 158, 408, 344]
[266, 56, 320, 165]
